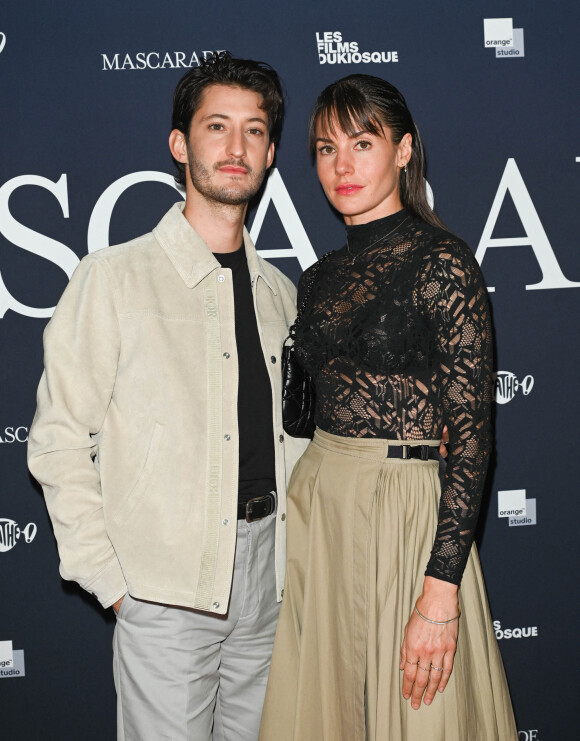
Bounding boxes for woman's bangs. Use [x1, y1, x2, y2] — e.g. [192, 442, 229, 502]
[317, 98, 383, 141]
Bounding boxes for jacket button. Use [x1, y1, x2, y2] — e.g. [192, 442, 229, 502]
[213, 602, 220, 609]
[217, 275, 225, 283]
[281, 513, 286, 521]
[270, 355, 276, 363]
[279, 434, 284, 443]
[223, 352, 230, 359]
[224, 434, 231, 441]
[222, 518, 229, 526]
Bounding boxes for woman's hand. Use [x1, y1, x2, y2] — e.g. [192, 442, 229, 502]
[399, 577, 459, 709]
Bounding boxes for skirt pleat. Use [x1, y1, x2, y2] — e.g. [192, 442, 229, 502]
[259, 429, 517, 741]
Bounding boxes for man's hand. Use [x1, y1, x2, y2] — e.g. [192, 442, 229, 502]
[112, 596, 125, 615]
[439, 425, 449, 458]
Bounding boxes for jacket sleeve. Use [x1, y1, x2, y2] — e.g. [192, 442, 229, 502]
[28, 254, 127, 608]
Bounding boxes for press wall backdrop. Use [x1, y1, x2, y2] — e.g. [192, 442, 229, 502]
[1, 2, 579, 739]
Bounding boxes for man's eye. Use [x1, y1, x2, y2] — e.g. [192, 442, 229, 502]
[209, 123, 224, 131]
[248, 128, 265, 136]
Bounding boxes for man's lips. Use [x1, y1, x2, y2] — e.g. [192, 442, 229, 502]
[219, 166, 249, 175]
[335, 184, 364, 195]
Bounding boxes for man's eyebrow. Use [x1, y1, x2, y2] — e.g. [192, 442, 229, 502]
[200, 113, 268, 124]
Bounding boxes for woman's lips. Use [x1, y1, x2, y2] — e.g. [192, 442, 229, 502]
[335, 184, 363, 195]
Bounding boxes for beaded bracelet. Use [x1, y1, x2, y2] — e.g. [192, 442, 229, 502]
[414, 604, 461, 625]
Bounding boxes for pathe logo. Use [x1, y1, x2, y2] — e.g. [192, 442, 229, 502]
[0, 641, 26, 679]
[497, 489, 537, 527]
[483, 18, 525, 59]
[0, 32, 6, 54]
[316, 31, 398, 65]
[493, 620, 538, 641]
[0, 426, 29, 443]
[101, 48, 225, 71]
[494, 371, 534, 404]
[0, 518, 37, 553]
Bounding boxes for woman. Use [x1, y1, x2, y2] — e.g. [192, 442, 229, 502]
[259, 74, 517, 741]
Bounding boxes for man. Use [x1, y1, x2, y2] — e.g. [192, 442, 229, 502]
[28, 53, 307, 741]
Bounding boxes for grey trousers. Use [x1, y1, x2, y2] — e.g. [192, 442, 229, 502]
[113, 512, 280, 741]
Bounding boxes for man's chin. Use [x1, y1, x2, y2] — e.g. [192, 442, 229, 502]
[207, 186, 260, 207]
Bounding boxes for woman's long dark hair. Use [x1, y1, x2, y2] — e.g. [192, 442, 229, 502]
[308, 74, 445, 229]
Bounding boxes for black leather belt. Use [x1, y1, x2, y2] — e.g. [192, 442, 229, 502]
[237, 492, 276, 522]
[386, 444, 440, 461]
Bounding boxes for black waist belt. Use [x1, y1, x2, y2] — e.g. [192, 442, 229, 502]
[237, 492, 276, 522]
[386, 444, 440, 461]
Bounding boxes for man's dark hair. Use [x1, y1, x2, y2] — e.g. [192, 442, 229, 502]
[171, 52, 285, 187]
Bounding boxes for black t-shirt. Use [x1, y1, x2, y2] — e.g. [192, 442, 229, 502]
[214, 245, 276, 503]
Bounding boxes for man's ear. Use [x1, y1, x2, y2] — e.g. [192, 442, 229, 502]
[169, 129, 188, 164]
[266, 141, 275, 169]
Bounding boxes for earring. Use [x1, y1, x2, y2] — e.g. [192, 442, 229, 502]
[403, 163, 408, 174]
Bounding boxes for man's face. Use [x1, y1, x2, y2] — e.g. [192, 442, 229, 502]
[184, 84, 275, 206]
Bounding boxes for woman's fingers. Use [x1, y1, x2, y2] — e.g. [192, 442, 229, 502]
[437, 649, 455, 693]
[410, 659, 431, 709]
[401, 656, 419, 700]
[422, 657, 445, 705]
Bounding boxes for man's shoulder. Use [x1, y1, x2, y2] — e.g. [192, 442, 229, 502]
[88, 229, 158, 266]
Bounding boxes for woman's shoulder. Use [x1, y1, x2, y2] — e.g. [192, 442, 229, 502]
[411, 218, 480, 273]
[299, 248, 341, 286]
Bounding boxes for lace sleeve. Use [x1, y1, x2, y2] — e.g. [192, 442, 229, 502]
[421, 239, 494, 585]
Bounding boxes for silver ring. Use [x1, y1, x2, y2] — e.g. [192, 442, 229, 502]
[405, 659, 418, 666]
[418, 665, 430, 672]
[431, 665, 443, 672]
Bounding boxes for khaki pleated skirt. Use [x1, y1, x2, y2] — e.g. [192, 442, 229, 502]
[259, 429, 517, 741]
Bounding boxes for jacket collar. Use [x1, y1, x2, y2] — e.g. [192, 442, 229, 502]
[153, 202, 276, 293]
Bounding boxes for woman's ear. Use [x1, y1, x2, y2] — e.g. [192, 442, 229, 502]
[398, 132, 413, 169]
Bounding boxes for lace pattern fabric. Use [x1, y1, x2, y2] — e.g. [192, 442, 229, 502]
[295, 210, 493, 584]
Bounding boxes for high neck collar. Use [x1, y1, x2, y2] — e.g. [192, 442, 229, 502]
[345, 208, 409, 255]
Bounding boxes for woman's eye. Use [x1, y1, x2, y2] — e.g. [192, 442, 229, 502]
[318, 145, 334, 155]
[356, 140, 371, 150]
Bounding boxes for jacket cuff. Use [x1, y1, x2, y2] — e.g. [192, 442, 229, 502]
[80, 559, 127, 609]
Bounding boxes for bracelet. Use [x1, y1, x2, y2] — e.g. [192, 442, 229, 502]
[414, 604, 461, 625]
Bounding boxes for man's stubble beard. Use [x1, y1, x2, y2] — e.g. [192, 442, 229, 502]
[187, 148, 266, 207]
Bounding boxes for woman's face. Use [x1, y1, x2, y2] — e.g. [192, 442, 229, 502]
[314, 117, 412, 226]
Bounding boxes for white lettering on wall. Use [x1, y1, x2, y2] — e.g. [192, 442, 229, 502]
[251, 168, 317, 270]
[0, 175, 79, 318]
[475, 158, 580, 291]
[87, 171, 182, 253]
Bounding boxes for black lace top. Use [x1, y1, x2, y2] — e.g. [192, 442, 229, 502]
[295, 209, 493, 585]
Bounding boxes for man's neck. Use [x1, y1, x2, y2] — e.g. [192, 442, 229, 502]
[182, 189, 247, 254]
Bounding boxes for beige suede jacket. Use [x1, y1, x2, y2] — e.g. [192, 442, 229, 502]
[28, 202, 308, 612]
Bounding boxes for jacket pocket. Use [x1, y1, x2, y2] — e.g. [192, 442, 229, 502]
[113, 422, 165, 525]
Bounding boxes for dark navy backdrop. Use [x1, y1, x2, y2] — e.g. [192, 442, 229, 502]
[1, 2, 578, 739]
